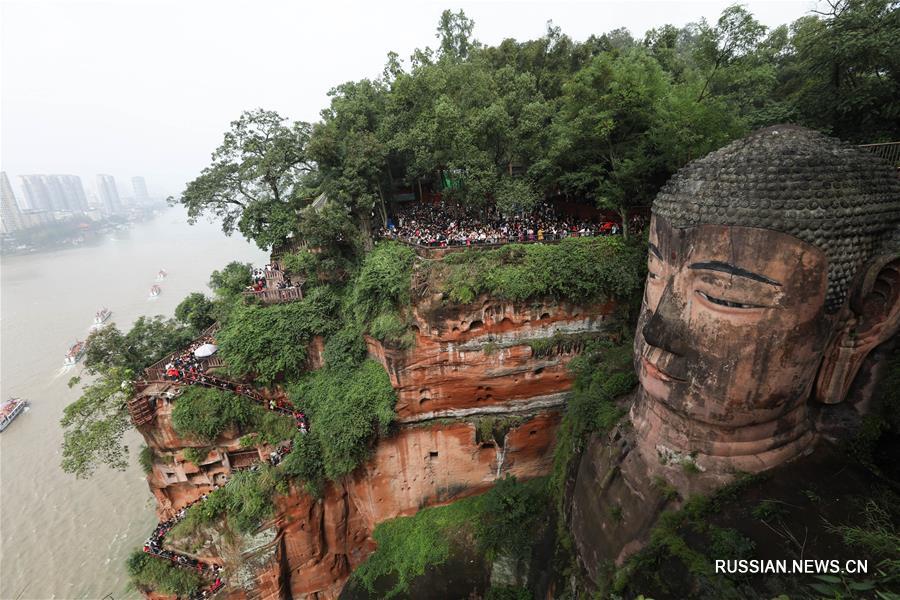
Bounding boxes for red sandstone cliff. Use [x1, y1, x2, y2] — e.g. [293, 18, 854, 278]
[139, 294, 624, 599]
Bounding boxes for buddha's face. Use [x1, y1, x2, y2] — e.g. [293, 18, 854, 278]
[635, 216, 834, 429]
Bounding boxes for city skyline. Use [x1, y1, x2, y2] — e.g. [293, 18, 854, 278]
[0, 170, 162, 235]
[3, 172, 160, 211]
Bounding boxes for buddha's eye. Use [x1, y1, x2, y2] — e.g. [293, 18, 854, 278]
[648, 271, 661, 281]
[696, 290, 763, 309]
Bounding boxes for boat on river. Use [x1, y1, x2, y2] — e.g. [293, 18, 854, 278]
[65, 340, 87, 365]
[149, 284, 161, 297]
[93, 307, 112, 326]
[0, 398, 28, 432]
[156, 269, 167, 281]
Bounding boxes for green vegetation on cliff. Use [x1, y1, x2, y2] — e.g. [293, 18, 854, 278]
[549, 339, 636, 509]
[217, 286, 340, 382]
[430, 237, 645, 305]
[169, 464, 285, 537]
[352, 476, 548, 598]
[348, 241, 416, 345]
[171, 387, 294, 444]
[288, 359, 396, 481]
[126, 549, 203, 596]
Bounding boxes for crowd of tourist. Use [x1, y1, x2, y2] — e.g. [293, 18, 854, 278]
[247, 264, 297, 293]
[143, 493, 224, 598]
[378, 201, 639, 247]
[163, 335, 215, 382]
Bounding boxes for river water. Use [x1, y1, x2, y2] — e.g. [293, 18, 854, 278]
[0, 208, 269, 599]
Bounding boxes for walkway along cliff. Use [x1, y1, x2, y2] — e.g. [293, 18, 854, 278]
[128, 243, 634, 599]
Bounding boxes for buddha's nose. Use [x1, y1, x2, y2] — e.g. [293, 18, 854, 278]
[642, 282, 689, 357]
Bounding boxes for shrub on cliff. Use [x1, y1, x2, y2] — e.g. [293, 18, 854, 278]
[549, 338, 635, 544]
[171, 386, 295, 444]
[126, 549, 203, 596]
[288, 359, 396, 480]
[435, 236, 645, 305]
[352, 476, 548, 597]
[347, 241, 416, 344]
[280, 430, 326, 497]
[171, 387, 257, 441]
[216, 286, 339, 382]
[323, 324, 368, 370]
[476, 475, 549, 560]
[170, 465, 284, 537]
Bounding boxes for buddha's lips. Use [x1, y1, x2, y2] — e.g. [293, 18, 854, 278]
[641, 357, 686, 383]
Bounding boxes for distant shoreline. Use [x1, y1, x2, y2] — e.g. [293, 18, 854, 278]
[0, 204, 169, 257]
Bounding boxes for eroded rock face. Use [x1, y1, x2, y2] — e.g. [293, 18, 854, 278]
[369, 296, 623, 421]
[273, 413, 561, 599]
[140, 296, 605, 599]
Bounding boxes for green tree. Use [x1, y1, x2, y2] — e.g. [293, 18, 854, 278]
[550, 48, 671, 237]
[436, 9, 478, 60]
[177, 109, 315, 250]
[216, 287, 339, 382]
[174, 292, 215, 333]
[60, 367, 134, 478]
[307, 79, 395, 249]
[84, 317, 193, 375]
[127, 550, 203, 596]
[789, 0, 900, 141]
[208, 261, 252, 297]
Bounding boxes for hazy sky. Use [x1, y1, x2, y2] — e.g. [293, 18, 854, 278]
[2, 0, 818, 199]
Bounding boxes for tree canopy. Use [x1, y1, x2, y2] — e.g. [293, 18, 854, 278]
[177, 109, 315, 250]
[175, 1, 899, 251]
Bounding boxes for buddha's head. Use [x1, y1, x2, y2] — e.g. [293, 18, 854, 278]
[631, 126, 900, 480]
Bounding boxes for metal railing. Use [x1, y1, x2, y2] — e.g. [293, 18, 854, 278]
[242, 286, 304, 304]
[859, 142, 900, 168]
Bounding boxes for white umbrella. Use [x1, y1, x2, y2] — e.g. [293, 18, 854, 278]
[194, 343, 218, 358]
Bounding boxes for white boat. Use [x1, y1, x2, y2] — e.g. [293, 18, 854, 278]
[65, 340, 87, 366]
[93, 307, 112, 325]
[156, 269, 168, 281]
[149, 284, 161, 297]
[0, 398, 28, 432]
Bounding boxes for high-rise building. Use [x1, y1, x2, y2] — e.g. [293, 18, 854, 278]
[58, 175, 89, 212]
[45, 175, 69, 211]
[96, 174, 121, 214]
[1, 172, 25, 234]
[16, 174, 89, 213]
[132, 176, 150, 204]
[19, 175, 52, 211]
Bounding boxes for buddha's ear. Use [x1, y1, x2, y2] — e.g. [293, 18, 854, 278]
[815, 255, 900, 405]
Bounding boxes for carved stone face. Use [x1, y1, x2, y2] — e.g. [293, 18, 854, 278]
[632, 216, 834, 470]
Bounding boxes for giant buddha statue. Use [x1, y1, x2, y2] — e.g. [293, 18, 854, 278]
[630, 125, 900, 486]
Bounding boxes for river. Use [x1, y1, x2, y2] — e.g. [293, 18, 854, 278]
[0, 207, 269, 599]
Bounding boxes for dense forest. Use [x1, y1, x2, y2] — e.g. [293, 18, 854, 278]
[177, 0, 899, 250]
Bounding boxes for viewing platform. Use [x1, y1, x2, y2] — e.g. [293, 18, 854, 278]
[140, 323, 221, 384]
[242, 286, 303, 304]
